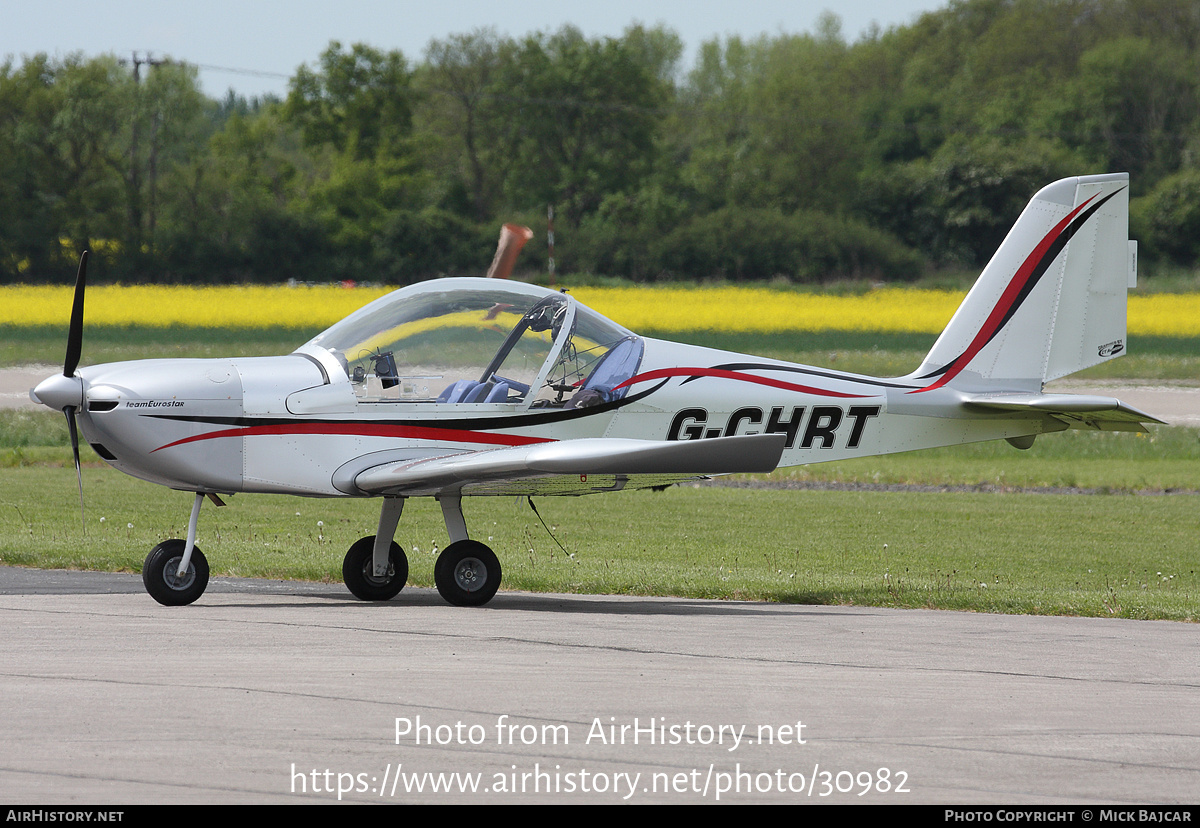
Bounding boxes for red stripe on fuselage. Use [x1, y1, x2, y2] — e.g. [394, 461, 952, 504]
[615, 367, 871, 398]
[152, 422, 554, 452]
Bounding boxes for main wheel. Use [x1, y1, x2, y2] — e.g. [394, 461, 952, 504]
[143, 540, 209, 606]
[434, 540, 501, 607]
[343, 536, 408, 601]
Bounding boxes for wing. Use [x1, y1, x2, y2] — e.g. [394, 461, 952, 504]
[352, 433, 787, 497]
[962, 393, 1165, 432]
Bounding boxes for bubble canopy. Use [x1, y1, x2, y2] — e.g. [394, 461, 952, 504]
[302, 278, 643, 409]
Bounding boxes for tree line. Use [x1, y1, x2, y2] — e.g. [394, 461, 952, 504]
[2, 0, 1199, 285]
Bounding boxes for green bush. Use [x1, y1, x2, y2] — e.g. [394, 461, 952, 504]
[372, 208, 496, 282]
[1132, 169, 1200, 266]
[656, 206, 923, 283]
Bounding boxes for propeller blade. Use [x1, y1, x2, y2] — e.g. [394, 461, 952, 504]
[64, 406, 86, 533]
[64, 251, 88, 378]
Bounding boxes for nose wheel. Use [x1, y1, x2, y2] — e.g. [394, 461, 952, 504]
[143, 539, 210, 606]
[434, 540, 502, 606]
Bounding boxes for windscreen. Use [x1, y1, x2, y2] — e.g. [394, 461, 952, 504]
[304, 279, 640, 407]
[308, 283, 550, 402]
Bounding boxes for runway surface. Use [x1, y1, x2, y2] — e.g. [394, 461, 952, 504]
[0, 566, 1196, 804]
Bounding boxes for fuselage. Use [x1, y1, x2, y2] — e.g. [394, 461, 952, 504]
[40, 276, 1061, 498]
[69, 337, 1047, 498]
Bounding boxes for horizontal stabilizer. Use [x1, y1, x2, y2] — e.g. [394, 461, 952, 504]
[354, 433, 786, 495]
[962, 393, 1165, 431]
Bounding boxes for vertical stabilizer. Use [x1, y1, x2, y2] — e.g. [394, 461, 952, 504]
[913, 173, 1132, 390]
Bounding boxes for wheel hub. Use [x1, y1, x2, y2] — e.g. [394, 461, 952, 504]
[363, 561, 394, 586]
[162, 556, 195, 591]
[453, 558, 487, 592]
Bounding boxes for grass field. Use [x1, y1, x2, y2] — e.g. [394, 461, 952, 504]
[0, 465, 1195, 620]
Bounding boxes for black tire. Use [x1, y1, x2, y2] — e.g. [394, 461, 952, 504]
[143, 540, 209, 606]
[434, 540, 501, 607]
[343, 536, 408, 601]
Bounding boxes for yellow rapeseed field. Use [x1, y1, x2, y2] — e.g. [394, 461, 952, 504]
[4, 285, 387, 331]
[1, 284, 1197, 338]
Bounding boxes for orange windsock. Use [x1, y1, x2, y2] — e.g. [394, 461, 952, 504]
[486, 223, 534, 279]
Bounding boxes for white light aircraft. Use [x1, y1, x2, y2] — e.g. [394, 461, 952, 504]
[30, 173, 1161, 607]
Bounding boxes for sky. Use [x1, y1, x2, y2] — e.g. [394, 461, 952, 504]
[1, 0, 947, 100]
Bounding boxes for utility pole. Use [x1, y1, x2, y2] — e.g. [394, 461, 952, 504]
[128, 52, 168, 254]
[547, 205, 556, 288]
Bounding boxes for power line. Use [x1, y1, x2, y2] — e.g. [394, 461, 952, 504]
[189, 62, 291, 80]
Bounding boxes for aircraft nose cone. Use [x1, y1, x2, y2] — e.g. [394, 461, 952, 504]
[32, 373, 84, 411]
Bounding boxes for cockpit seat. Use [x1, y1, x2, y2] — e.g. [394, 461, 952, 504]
[566, 336, 643, 408]
[483, 382, 510, 403]
[437, 379, 511, 404]
[464, 380, 510, 403]
[437, 379, 478, 403]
